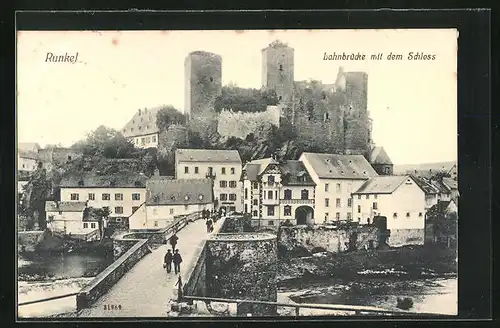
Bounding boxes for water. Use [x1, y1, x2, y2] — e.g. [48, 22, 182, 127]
[18, 252, 113, 318]
[278, 276, 458, 316]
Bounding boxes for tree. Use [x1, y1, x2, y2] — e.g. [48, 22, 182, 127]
[156, 106, 187, 131]
[87, 207, 111, 241]
[23, 168, 52, 230]
[72, 125, 136, 158]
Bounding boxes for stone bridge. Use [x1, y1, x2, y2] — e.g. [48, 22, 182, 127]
[76, 213, 277, 317]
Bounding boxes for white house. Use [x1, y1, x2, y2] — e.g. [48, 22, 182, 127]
[241, 157, 316, 227]
[352, 175, 427, 247]
[129, 177, 214, 230]
[59, 171, 148, 229]
[299, 152, 379, 223]
[175, 148, 242, 213]
[18, 150, 38, 173]
[121, 106, 163, 149]
[412, 175, 452, 210]
[45, 201, 99, 239]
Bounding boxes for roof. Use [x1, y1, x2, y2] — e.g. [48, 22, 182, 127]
[442, 177, 458, 190]
[45, 201, 87, 212]
[176, 149, 242, 164]
[411, 175, 451, 195]
[18, 149, 39, 160]
[301, 152, 379, 180]
[146, 178, 213, 206]
[122, 106, 163, 138]
[242, 158, 276, 181]
[60, 172, 148, 188]
[437, 200, 452, 213]
[353, 175, 410, 194]
[370, 147, 393, 165]
[279, 160, 316, 186]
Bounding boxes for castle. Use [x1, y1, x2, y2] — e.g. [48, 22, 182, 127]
[183, 39, 373, 158]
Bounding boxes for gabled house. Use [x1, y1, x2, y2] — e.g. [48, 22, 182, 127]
[45, 201, 99, 239]
[121, 106, 164, 149]
[299, 152, 379, 223]
[411, 175, 452, 210]
[129, 178, 214, 230]
[241, 157, 316, 227]
[352, 175, 427, 247]
[175, 148, 243, 213]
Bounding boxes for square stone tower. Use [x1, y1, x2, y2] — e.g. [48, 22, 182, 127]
[261, 40, 295, 106]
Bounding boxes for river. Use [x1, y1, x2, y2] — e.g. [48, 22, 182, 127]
[18, 252, 113, 318]
[278, 274, 458, 316]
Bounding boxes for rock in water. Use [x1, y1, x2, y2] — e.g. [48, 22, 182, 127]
[396, 297, 414, 310]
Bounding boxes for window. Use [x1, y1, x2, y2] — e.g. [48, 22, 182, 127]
[91, 223, 96, 229]
[195, 167, 199, 174]
[229, 181, 237, 188]
[71, 193, 79, 201]
[220, 194, 227, 201]
[279, 64, 283, 71]
[325, 213, 329, 220]
[132, 206, 139, 213]
[268, 190, 273, 199]
[245, 188, 248, 199]
[116, 218, 122, 222]
[336, 183, 341, 192]
[347, 213, 352, 220]
[152, 136, 157, 143]
[115, 207, 123, 214]
[284, 205, 291, 216]
[384, 167, 390, 174]
[229, 206, 236, 212]
[132, 193, 141, 201]
[185, 205, 189, 210]
[267, 206, 275, 216]
[220, 181, 227, 188]
[253, 182, 259, 189]
[245, 204, 248, 213]
[268, 220, 275, 226]
[229, 194, 237, 201]
[221, 167, 226, 175]
[208, 167, 213, 175]
[284, 189, 292, 200]
[83, 223, 88, 229]
[336, 212, 340, 220]
[154, 221, 158, 227]
[358, 195, 361, 199]
[347, 198, 352, 207]
[170, 208, 174, 214]
[336, 198, 341, 208]
[253, 210, 258, 217]
[88, 193, 95, 201]
[184, 166, 189, 174]
[325, 198, 330, 207]
[268, 175, 275, 184]
[419, 212, 423, 217]
[365, 195, 369, 200]
[406, 212, 411, 218]
[325, 184, 329, 192]
[393, 213, 398, 218]
[301, 189, 309, 200]
[231, 167, 235, 175]
[253, 199, 258, 205]
[358, 205, 361, 213]
[115, 193, 123, 201]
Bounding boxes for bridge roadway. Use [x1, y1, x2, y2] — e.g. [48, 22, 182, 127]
[79, 218, 208, 317]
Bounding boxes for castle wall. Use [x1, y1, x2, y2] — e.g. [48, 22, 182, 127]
[156, 124, 188, 172]
[217, 106, 281, 140]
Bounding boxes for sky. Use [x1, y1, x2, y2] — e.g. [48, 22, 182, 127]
[17, 29, 457, 165]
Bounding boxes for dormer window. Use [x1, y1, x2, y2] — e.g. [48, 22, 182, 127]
[171, 195, 176, 201]
[198, 194, 204, 201]
[184, 195, 190, 201]
[134, 181, 142, 187]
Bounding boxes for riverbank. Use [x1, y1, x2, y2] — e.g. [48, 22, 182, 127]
[277, 244, 457, 283]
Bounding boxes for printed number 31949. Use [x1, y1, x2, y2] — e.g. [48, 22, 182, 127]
[104, 304, 122, 310]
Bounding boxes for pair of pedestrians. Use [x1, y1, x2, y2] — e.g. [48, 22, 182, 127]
[163, 233, 183, 274]
[163, 249, 183, 274]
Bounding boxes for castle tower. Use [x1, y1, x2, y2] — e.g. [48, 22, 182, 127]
[261, 40, 294, 106]
[184, 51, 222, 121]
[343, 72, 370, 156]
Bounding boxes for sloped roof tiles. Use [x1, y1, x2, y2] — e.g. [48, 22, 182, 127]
[176, 148, 242, 163]
[301, 152, 378, 180]
[146, 178, 213, 206]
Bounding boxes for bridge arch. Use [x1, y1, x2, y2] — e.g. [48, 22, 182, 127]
[295, 206, 314, 225]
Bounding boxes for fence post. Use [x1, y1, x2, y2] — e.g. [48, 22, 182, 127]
[295, 306, 300, 316]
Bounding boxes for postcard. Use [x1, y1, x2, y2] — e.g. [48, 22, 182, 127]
[17, 28, 458, 319]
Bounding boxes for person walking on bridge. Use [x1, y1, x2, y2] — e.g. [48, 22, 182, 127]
[163, 249, 173, 273]
[173, 249, 183, 274]
[169, 233, 178, 252]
